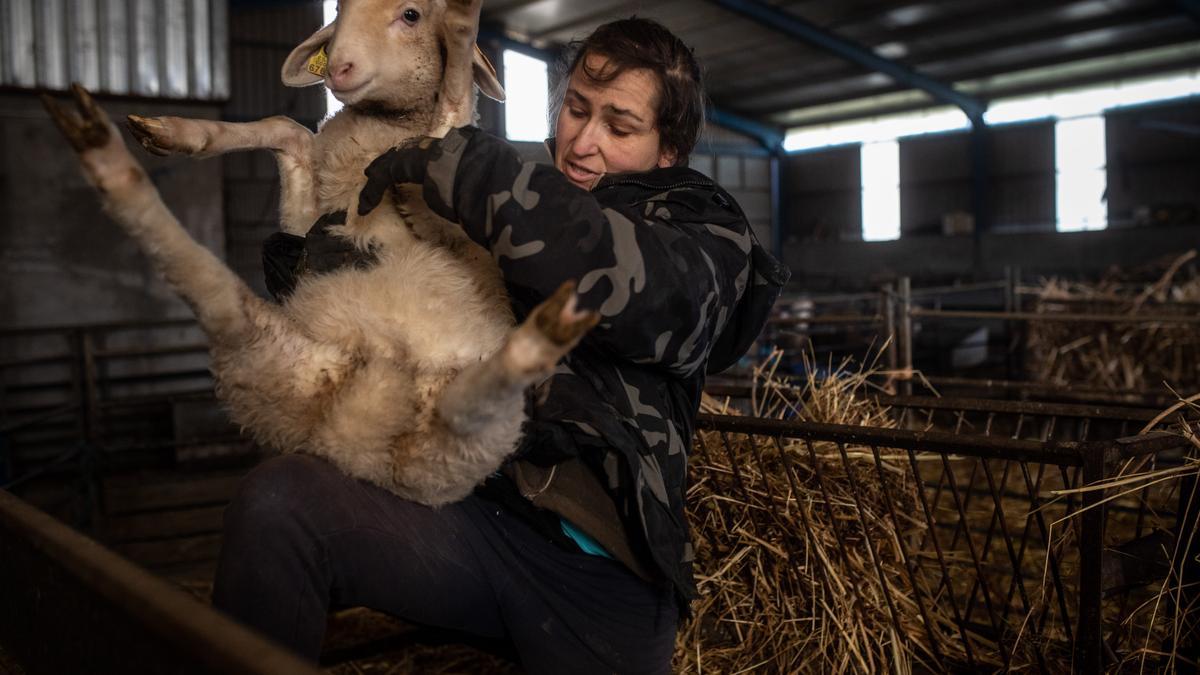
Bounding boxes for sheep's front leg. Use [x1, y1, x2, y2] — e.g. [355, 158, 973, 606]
[127, 115, 317, 234]
[393, 281, 599, 505]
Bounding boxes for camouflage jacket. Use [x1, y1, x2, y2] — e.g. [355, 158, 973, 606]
[274, 127, 789, 603]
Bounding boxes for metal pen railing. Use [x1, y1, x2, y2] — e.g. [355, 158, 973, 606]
[690, 395, 1196, 673]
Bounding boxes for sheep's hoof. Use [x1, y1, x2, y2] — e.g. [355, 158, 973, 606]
[127, 115, 175, 157]
[41, 83, 112, 153]
[532, 281, 600, 347]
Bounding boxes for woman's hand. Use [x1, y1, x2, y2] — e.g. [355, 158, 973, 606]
[357, 137, 430, 216]
[356, 127, 480, 218]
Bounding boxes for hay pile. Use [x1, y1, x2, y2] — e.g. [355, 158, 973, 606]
[676, 349, 972, 673]
[1027, 250, 1200, 392]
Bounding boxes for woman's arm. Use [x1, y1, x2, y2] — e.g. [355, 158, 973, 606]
[359, 127, 777, 377]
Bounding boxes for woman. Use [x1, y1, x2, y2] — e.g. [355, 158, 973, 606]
[214, 17, 787, 675]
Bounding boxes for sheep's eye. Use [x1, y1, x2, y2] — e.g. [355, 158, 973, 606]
[402, 8, 420, 24]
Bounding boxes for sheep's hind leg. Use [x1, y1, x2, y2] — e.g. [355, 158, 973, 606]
[45, 85, 348, 449]
[127, 114, 317, 234]
[44, 85, 261, 337]
[391, 281, 599, 506]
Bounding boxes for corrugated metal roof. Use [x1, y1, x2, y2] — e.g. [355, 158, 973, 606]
[481, 0, 1200, 127]
[1, 0, 230, 100]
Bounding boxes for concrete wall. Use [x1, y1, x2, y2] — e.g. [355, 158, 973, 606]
[900, 122, 1056, 235]
[1107, 97, 1200, 227]
[0, 93, 224, 330]
[782, 100, 1200, 289]
[784, 224, 1200, 291]
[782, 144, 861, 243]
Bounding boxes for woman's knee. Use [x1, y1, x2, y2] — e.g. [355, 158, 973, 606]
[223, 453, 344, 536]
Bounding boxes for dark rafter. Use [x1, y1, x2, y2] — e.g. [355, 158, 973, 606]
[1178, 0, 1200, 23]
[707, 0, 988, 120]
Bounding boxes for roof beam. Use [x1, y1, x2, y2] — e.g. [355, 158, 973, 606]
[707, 108, 786, 151]
[1179, 0, 1200, 23]
[478, 27, 561, 63]
[708, 0, 988, 121]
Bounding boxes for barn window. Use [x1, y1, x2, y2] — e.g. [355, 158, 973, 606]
[860, 140, 901, 242]
[323, 1, 341, 118]
[503, 49, 550, 143]
[1055, 116, 1107, 232]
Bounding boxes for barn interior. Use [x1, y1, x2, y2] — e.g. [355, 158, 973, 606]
[1, 0, 1199, 673]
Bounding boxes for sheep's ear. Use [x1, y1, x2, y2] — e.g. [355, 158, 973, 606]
[282, 21, 337, 88]
[472, 45, 505, 102]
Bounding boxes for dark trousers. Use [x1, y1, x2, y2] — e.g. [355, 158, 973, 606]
[211, 454, 678, 674]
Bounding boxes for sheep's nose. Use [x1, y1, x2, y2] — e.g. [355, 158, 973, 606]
[330, 61, 355, 89]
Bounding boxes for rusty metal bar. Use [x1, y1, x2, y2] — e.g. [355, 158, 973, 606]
[899, 278, 913, 397]
[920, 376, 1176, 408]
[868, 444, 946, 671]
[882, 285, 898, 375]
[910, 280, 1010, 298]
[905, 446, 979, 668]
[911, 307, 1200, 325]
[78, 330, 100, 446]
[768, 314, 883, 327]
[0, 403, 79, 436]
[1110, 431, 1191, 460]
[938, 451, 1009, 667]
[980, 459, 1039, 647]
[1173, 459, 1200, 667]
[0, 490, 320, 675]
[0, 318, 199, 339]
[800, 438, 871, 616]
[748, 437, 808, 605]
[695, 414, 1085, 466]
[1016, 291, 1200, 311]
[1076, 448, 1107, 673]
[946, 412, 988, 554]
[877, 394, 1161, 423]
[772, 436, 840, 603]
[1021, 460, 1075, 645]
[833, 442, 907, 649]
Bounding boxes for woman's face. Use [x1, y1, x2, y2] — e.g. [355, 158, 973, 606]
[554, 53, 678, 191]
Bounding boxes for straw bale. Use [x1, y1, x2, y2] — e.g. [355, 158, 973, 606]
[1026, 250, 1200, 392]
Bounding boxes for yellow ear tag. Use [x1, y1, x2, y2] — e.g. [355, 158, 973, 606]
[306, 45, 329, 78]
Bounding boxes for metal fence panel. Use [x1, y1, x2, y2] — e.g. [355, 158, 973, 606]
[688, 396, 1195, 672]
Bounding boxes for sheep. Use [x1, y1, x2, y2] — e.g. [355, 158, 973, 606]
[41, 0, 598, 506]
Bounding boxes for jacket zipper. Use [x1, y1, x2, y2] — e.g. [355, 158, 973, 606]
[595, 177, 715, 192]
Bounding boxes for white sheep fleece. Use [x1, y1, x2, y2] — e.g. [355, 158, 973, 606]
[47, 0, 594, 506]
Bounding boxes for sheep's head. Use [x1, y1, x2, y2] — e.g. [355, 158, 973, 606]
[281, 0, 503, 118]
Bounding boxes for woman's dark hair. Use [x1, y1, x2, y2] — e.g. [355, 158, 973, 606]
[554, 17, 705, 166]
